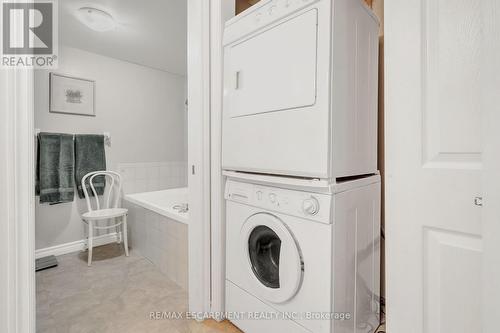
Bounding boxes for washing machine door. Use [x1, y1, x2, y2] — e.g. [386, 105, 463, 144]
[241, 213, 303, 304]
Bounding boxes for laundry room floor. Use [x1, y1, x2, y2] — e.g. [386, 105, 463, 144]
[36, 244, 241, 333]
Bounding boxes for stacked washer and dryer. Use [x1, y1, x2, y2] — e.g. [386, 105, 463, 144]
[221, 0, 380, 332]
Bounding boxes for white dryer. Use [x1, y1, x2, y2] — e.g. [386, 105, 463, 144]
[224, 172, 381, 333]
[222, 0, 379, 179]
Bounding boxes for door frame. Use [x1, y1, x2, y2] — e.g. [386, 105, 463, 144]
[2, 0, 219, 330]
[187, 0, 212, 315]
[482, 0, 500, 330]
[0, 3, 36, 329]
[0, 67, 36, 333]
[209, 0, 235, 316]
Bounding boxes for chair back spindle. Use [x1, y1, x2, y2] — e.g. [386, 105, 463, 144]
[81, 171, 123, 212]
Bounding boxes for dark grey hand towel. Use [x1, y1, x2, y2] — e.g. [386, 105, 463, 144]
[74, 134, 106, 199]
[36, 133, 75, 204]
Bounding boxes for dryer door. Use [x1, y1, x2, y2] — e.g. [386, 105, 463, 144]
[225, 9, 318, 118]
[241, 213, 303, 304]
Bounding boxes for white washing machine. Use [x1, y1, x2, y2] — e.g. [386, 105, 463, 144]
[222, 0, 379, 179]
[224, 172, 381, 333]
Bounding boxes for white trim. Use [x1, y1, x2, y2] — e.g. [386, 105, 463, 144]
[0, 74, 8, 333]
[210, 0, 235, 317]
[0, 68, 36, 331]
[35, 233, 119, 259]
[1, 3, 37, 332]
[187, 0, 212, 315]
[482, 0, 500, 329]
[15, 66, 36, 329]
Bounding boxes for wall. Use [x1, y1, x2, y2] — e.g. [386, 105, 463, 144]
[235, 0, 260, 14]
[372, 0, 384, 36]
[34, 46, 187, 250]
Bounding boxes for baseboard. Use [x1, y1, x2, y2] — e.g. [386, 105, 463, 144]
[35, 232, 119, 259]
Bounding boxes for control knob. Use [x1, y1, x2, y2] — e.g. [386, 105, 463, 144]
[302, 197, 319, 216]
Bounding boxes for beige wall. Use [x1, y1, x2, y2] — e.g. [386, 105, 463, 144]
[372, 0, 384, 35]
[235, 0, 260, 14]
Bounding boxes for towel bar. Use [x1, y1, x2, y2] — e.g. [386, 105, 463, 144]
[35, 129, 111, 147]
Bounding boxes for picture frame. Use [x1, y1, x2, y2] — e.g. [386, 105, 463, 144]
[49, 73, 96, 116]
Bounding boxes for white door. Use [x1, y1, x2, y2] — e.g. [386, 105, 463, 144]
[385, 0, 484, 332]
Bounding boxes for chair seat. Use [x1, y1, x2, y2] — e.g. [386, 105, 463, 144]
[82, 208, 128, 221]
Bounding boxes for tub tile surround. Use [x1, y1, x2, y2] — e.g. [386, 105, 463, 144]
[125, 202, 189, 290]
[118, 161, 188, 194]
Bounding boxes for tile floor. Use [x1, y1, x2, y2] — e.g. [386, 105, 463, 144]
[36, 244, 241, 333]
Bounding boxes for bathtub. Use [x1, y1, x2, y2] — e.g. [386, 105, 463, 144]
[124, 187, 189, 289]
[124, 187, 189, 224]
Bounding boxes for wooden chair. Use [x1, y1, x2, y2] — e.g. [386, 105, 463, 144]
[81, 171, 129, 266]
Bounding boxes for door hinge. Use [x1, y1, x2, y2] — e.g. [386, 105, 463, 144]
[192, 165, 195, 175]
[474, 197, 483, 207]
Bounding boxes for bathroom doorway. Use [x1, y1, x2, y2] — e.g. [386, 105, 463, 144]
[1, 0, 227, 330]
[31, 0, 221, 331]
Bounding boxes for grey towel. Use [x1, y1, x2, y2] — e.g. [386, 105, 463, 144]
[74, 134, 106, 199]
[36, 133, 75, 204]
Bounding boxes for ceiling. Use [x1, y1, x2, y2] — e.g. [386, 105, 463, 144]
[60, 0, 187, 75]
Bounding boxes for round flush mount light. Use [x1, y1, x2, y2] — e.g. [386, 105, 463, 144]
[76, 7, 116, 32]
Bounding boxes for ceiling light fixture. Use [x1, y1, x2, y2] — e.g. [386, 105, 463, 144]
[76, 7, 116, 32]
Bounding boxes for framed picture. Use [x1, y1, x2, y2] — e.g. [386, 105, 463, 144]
[49, 73, 95, 116]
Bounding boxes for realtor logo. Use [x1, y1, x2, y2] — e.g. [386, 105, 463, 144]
[1, 0, 58, 68]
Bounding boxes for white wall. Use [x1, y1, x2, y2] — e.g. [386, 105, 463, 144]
[35, 46, 187, 250]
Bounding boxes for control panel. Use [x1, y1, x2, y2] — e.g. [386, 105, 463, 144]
[225, 179, 332, 224]
[224, 0, 323, 45]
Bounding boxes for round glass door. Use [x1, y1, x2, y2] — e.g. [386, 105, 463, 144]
[241, 213, 303, 303]
[248, 225, 281, 289]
